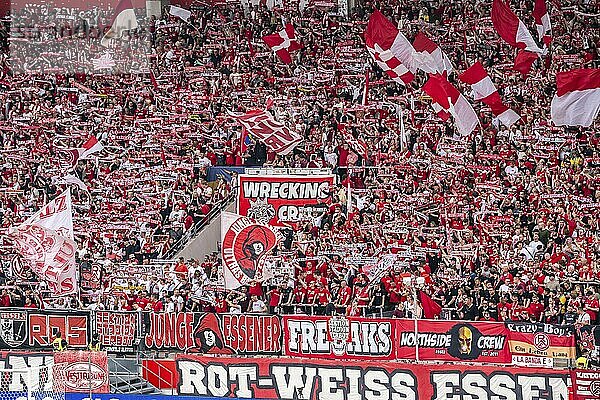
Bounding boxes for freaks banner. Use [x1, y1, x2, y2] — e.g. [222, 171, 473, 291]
[175, 355, 570, 400]
[282, 315, 396, 360]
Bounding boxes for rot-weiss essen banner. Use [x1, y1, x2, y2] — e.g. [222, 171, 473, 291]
[53, 351, 109, 393]
[396, 319, 512, 363]
[237, 174, 335, 226]
[282, 315, 396, 360]
[572, 370, 600, 400]
[174, 355, 570, 400]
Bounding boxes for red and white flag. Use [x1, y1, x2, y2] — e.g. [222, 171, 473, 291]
[459, 61, 521, 127]
[513, 49, 540, 77]
[551, 69, 600, 127]
[228, 109, 302, 155]
[8, 190, 78, 296]
[412, 32, 453, 76]
[101, 0, 139, 47]
[262, 24, 303, 64]
[338, 123, 368, 159]
[25, 189, 74, 240]
[533, 0, 552, 45]
[422, 74, 479, 135]
[364, 10, 418, 85]
[220, 212, 282, 289]
[66, 136, 104, 166]
[491, 0, 544, 54]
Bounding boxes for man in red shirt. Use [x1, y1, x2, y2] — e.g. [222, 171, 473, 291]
[336, 281, 352, 312]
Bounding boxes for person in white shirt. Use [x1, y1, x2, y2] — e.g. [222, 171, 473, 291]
[249, 295, 267, 313]
[577, 307, 591, 325]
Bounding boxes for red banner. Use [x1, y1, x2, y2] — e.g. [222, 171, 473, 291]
[143, 313, 281, 355]
[572, 370, 600, 400]
[397, 319, 511, 363]
[237, 174, 335, 226]
[283, 315, 396, 360]
[505, 321, 576, 360]
[53, 351, 109, 393]
[174, 355, 570, 399]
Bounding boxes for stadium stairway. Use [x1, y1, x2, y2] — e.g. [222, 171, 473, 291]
[166, 193, 236, 261]
[108, 358, 162, 395]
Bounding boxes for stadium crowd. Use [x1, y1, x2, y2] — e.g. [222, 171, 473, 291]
[0, 0, 598, 335]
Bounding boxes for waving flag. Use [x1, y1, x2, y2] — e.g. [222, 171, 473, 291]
[491, 0, 544, 54]
[8, 190, 78, 296]
[533, 0, 552, 45]
[412, 32, 453, 76]
[169, 5, 191, 22]
[459, 61, 520, 127]
[338, 124, 368, 159]
[419, 291, 442, 319]
[422, 74, 479, 135]
[101, 0, 139, 47]
[364, 10, 417, 85]
[551, 69, 600, 127]
[228, 109, 302, 155]
[262, 24, 303, 64]
[65, 136, 104, 166]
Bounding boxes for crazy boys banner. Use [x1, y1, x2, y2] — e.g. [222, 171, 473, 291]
[143, 312, 281, 355]
[283, 315, 396, 360]
[221, 212, 282, 289]
[505, 321, 576, 360]
[396, 319, 511, 363]
[175, 355, 570, 400]
[237, 174, 335, 226]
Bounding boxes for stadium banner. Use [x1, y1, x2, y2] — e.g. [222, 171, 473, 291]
[505, 321, 576, 360]
[143, 312, 281, 355]
[53, 350, 110, 393]
[395, 319, 512, 363]
[282, 315, 396, 360]
[572, 370, 600, 400]
[576, 324, 600, 361]
[237, 174, 335, 226]
[94, 311, 138, 353]
[174, 354, 570, 399]
[0, 309, 89, 350]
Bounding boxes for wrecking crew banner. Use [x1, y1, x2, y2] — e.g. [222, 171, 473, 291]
[237, 174, 335, 226]
[282, 315, 396, 360]
[175, 355, 570, 400]
[396, 319, 511, 363]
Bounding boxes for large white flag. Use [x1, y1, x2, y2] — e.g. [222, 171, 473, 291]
[101, 0, 139, 47]
[9, 190, 78, 296]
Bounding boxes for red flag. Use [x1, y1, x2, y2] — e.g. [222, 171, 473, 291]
[491, 0, 544, 54]
[364, 10, 416, 85]
[513, 49, 539, 77]
[422, 74, 479, 135]
[419, 291, 442, 319]
[551, 68, 600, 127]
[262, 24, 303, 64]
[533, 0, 552, 45]
[459, 61, 521, 127]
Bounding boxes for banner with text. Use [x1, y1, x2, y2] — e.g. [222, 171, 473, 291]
[572, 370, 600, 400]
[505, 321, 576, 361]
[53, 351, 109, 393]
[175, 355, 570, 399]
[143, 313, 281, 355]
[395, 319, 512, 363]
[237, 174, 335, 226]
[282, 315, 396, 360]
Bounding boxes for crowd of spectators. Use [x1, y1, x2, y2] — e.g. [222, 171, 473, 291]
[0, 0, 598, 340]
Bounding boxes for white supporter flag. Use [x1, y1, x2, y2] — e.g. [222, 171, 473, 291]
[169, 5, 191, 22]
[101, 0, 139, 47]
[25, 189, 74, 240]
[551, 69, 600, 127]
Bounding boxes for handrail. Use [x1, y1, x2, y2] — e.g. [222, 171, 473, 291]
[162, 191, 237, 260]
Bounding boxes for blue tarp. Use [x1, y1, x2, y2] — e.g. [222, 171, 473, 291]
[206, 166, 245, 182]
